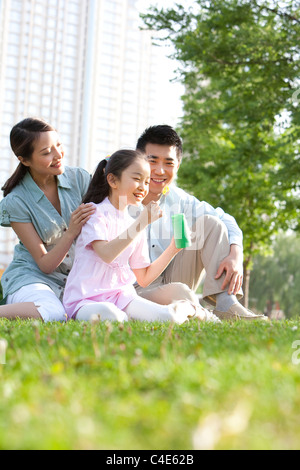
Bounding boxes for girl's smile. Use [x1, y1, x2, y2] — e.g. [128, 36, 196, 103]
[108, 158, 150, 210]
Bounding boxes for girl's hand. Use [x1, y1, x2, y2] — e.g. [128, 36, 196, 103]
[144, 201, 163, 224]
[169, 236, 182, 254]
[67, 203, 96, 239]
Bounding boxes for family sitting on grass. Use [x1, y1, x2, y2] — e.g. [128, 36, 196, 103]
[0, 118, 268, 323]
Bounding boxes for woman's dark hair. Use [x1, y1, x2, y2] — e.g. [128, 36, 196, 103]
[136, 125, 183, 162]
[2, 117, 55, 196]
[82, 149, 146, 204]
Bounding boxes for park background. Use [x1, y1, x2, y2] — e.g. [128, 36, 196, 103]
[0, 0, 299, 318]
[140, 0, 300, 319]
[0, 0, 300, 451]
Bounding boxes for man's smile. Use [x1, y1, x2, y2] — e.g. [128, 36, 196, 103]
[151, 178, 167, 184]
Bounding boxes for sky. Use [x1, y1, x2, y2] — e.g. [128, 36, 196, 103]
[136, 0, 185, 127]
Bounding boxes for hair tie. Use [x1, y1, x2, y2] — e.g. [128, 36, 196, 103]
[102, 157, 109, 175]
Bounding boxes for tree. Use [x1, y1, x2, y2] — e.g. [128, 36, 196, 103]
[141, 0, 300, 306]
[249, 233, 300, 317]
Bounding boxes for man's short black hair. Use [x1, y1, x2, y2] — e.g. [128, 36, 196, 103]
[136, 125, 183, 161]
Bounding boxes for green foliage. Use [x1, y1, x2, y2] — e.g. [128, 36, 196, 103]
[1, 318, 300, 449]
[141, 0, 300, 262]
[250, 233, 300, 317]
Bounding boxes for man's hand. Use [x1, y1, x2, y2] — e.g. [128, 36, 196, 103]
[215, 245, 243, 295]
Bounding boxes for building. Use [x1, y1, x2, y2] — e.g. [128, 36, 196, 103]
[0, 0, 182, 268]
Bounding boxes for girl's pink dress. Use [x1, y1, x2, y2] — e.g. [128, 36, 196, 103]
[63, 198, 150, 319]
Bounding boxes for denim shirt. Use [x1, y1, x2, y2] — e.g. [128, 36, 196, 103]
[130, 185, 243, 263]
[0, 166, 90, 300]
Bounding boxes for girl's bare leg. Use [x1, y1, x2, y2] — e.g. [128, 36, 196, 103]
[0, 302, 42, 320]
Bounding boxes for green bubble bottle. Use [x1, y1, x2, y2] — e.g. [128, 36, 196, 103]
[171, 214, 191, 249]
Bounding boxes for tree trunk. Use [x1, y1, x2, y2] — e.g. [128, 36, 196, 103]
[266, 298, 273, 317]
[241, 260, 251, 309]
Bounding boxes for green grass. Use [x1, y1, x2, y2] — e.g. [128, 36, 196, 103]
[1, 317, 300, 450]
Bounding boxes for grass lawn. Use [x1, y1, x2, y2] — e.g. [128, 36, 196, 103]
[1, 317, 300, 450]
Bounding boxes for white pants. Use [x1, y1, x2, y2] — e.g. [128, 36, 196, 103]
[76, 296, 196, 324]
[6, 283, 66, 322]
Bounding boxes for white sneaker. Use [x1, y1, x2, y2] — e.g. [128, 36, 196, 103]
[171, 300, 196, 324]
[193, 305, 221, 323]
[202, 309, 222, 323]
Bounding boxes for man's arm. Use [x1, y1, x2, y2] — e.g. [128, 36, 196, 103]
[193, 196, 244, 294]
[213, 208, 243, 294]
[214, 207, 243, 249]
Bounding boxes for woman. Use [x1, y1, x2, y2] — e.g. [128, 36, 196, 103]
[0, 118, 95, 321]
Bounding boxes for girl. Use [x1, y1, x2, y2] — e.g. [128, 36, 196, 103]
[63, 150, 201, 323]
[0, 117, 95, 321]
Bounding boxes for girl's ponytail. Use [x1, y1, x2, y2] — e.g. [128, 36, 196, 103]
[82, 149, 146, 205]
[82, 159, 109, 204]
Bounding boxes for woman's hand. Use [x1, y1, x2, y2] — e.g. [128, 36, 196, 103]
[11, 203, 96, 275]
[67, 203, 96, 239]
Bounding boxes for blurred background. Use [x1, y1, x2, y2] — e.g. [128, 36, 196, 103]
[1, 0, 299, 318]
[0, 0, 183, 267]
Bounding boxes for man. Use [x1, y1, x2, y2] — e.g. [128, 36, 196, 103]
[135, 125, 267, 321]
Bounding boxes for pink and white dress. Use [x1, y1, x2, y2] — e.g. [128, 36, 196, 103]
[63, 197, 150, 319]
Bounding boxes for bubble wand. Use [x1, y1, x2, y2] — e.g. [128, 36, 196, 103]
[158, 185, 170, 203]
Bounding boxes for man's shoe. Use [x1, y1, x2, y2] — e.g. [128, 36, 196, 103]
[213, 303, 269, 321]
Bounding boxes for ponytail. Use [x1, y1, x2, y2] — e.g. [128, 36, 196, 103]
[82, 149, 146, 205]
[1, 117, 55, 196]
[82, 159, 109, 204]
[1, 163, 28, 197]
